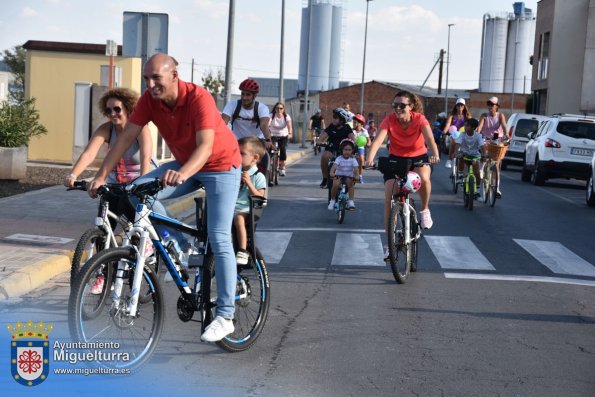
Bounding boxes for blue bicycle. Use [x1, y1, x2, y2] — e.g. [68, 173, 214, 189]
[68, 179, 270, 371]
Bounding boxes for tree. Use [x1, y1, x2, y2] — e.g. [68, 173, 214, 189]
[0, 98, 47, 147]
[2, 46, 26, 103]
[201, 69, 225, 95]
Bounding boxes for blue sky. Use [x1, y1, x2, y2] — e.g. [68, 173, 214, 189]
[0, 0, 538, 92]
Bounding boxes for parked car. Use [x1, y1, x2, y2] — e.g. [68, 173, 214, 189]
[521, 114, 595, 185]
[587, 152, 595, 206]
[503, 113, 548, 169]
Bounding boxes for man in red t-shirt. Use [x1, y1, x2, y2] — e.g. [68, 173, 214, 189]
[88, 53, 241, 342]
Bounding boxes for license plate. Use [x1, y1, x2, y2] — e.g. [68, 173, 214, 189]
[570, 148, 593, 156]
[513, 140, 525, 146]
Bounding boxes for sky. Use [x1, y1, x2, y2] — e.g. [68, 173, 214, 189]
[0, 0, 539, 93]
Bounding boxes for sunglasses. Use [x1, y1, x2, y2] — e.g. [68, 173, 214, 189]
[105, 106, 122, 114]
[486, 101, 497, 107]
[392, 103, 410, 110]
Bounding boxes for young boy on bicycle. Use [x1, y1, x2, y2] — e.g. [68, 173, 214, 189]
[328, 139, 359, 210]
[234, 136, 267, 265]
[454, 118, 484, 196]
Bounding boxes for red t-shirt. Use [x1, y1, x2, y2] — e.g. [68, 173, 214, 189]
[130, 80, 241, 172]
[380, 112, 430, 157]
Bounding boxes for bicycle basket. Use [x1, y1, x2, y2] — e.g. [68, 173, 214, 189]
[486, 142, 509, 161]
[377, 156, 412, 180]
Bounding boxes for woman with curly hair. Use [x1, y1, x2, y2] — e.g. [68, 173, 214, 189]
[64, 87, 156, 187]
[366, 90, 440, 258]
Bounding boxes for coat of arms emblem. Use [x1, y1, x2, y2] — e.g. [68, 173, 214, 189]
[8, 320, 53, 386]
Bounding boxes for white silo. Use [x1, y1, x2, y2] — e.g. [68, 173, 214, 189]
[479, 14, 509, 93]
[298, 0, 344, 93]
[328, 5, 343, 90]
[503, 5, 535, 94]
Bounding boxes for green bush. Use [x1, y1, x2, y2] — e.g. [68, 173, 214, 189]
[0, 98, 47, 147]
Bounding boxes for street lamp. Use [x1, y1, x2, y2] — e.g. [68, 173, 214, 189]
[359, 0, 373, 115]
[444, 23, 455, 114]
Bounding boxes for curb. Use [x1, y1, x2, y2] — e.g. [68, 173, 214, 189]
[2, 148, 310, 299]
[0, 251, 72, 300]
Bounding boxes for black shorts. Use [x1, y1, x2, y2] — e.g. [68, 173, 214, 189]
[382, 153, 429, 183]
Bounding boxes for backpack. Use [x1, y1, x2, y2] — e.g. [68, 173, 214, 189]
[231, 100, 260, 129]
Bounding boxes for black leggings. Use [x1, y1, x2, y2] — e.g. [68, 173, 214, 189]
[272, 136, 289, 161]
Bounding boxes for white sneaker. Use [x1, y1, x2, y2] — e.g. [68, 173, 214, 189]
[445, 159, 452, 168]
[347, 200, 355, 209]
[280, 169, 286, 176]
[419, 209, 433, 229]
[327, 200, 336, 210]
[201, 316, 234, 342]
[383, 246, 390, 261]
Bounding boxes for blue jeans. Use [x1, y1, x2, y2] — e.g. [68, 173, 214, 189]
[136, 161, 241, 319]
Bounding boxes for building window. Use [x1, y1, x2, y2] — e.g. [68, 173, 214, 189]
[537, 32, 550, 80]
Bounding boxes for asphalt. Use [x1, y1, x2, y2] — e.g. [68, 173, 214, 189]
[0, 143, 309, 300]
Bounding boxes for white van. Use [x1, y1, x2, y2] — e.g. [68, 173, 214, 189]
[503, 113, 549, 169]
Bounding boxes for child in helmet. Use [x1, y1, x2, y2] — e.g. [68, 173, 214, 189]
[328, 139, 359, 210]
[352, 113, 370, 183]
[454, 118, 484, 197]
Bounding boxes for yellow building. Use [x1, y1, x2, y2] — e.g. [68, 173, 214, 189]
[23, 40, 166, 164]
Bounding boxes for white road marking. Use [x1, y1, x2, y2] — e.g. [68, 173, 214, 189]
[513, 239, 595, 277]
[255, 231, 293, 264]
[331, 233, 385, 267]
[425, 236, 496, 270]
[444, 272, 595, 287]
[5, 234, 73, 244]
[257, 227, 385, 233]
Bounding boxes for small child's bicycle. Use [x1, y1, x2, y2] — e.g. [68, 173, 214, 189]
[460, 155, 481, 211]
[332, 176, 350, 224]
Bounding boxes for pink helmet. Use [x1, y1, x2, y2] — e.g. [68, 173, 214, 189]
[448, 126, 458, 134]
[352, 113, 366, 124]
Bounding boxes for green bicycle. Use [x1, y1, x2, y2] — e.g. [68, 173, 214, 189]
[460, 155, 481, 211]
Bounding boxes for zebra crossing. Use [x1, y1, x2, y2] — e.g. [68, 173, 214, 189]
[255, 231, 595, 284]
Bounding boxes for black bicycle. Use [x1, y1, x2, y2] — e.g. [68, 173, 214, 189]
[68, 179, 270, 371]
[269, 140, 280, 187]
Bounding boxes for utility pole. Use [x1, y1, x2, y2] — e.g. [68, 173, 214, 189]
[444, 24, 455, 114]
[279, 0, 285, 103]
[359, 0, 372, 114]
[223, 0, 235, 106]
[300, 0, 313, 149]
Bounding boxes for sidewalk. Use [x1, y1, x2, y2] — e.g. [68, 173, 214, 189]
[0, 143, 309, 300]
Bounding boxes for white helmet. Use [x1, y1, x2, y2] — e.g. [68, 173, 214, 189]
[400, 171, 422, 194]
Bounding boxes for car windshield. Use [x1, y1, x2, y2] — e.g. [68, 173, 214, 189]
[556, 121, 595, 140]
[515, 119, 541, 138]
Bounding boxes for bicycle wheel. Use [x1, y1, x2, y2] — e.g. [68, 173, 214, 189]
[481, 166, 492, 203]
[387, 203, 410, 284]
[452, 165, 459, 194]
[337, 199, 345, 224]
[203, 249, 270, 352]
[489, 166, 498, 207]
[273, 154, 279, 186]
[71, 228, 107, 282]
[409, 203, 419, 273]
[467, 175, 475, 211]
[463, 180, 469, 208]
[68, 247, 164, 371]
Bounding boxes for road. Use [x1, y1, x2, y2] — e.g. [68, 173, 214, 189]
[2, 149, 595, 397]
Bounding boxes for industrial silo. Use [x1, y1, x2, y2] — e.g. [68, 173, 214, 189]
[328, 5, 343, 90]
[503, 5, 535, 94]
[298, 0, 343, 93]
[479, 14, 509, 93]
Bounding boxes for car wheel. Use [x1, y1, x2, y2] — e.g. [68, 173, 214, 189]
[521, 155, 531, 182]
[587, 170, 595, 207]
[531, 156, 546, 186]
